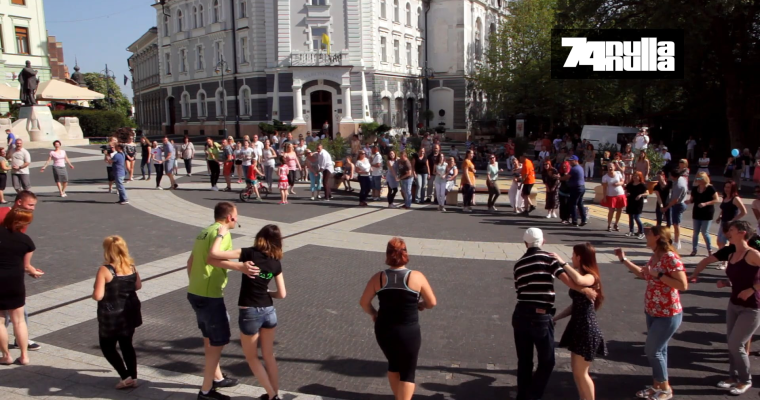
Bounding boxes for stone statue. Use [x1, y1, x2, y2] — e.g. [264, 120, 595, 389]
[71, 64, 86, 87]
[18, 61, 38, 105]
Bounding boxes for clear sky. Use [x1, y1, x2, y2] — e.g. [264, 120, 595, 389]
[43, 0, 158, 102]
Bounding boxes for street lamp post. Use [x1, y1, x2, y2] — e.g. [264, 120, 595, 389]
[215, 59, 232, 137]
[100, 64, 116, 108]
[420, 65, 434, 129]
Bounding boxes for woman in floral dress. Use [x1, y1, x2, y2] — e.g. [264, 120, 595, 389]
[615, 226, 688, 400]
[542, 161, 560, 218]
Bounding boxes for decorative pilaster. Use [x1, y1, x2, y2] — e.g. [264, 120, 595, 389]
[292, 79, 305, 124]
[341, 84, 353, 122]
[360, 70, 373, 122]
[272, 72, 280, 120]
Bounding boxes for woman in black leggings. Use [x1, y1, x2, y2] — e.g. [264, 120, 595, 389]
[360, 237, 437, 400]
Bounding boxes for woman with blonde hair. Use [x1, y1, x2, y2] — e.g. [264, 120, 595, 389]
[281, 142, 301, 196]
[92, 236, 142, 389]
[209, 224, 287, 400]
[635, 150, 650, 183]
[685, 171, 719, 256]
[615, 227, 688, 400]
[0, 209, 43, 366]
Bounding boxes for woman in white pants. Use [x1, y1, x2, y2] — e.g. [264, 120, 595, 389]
[433, 154, 448, 211]
[583, 144, 595, 178]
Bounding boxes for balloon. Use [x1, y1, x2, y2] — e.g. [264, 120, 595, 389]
[732, 149, 740, 157]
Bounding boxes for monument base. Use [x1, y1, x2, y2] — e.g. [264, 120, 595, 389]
[17, 105, 63, 142]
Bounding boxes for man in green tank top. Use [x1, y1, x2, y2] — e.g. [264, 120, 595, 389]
[186, 201, 258, 400]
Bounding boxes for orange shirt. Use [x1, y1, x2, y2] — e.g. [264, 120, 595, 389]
[461, 159, 475, 185]
[521, 159, 536, 184]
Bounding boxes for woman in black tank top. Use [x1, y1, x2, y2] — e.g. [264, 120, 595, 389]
[360, 237, 437, 400]
[716, 180, 747, 256]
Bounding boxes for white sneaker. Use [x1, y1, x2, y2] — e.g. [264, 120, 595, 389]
[211, 186, 219, 191]
[546, 214, 552, 218]
[156, 187, 163, 190]
[492, 206, 498, 211]
[676, 240, 682, 250]
[310, 196, 315, 200]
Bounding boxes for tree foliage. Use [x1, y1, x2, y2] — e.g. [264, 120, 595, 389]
[82, 73, 132, 117]
[52, 109, 135, 137]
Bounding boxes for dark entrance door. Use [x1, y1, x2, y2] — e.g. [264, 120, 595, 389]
[310, 90, 332, 138]
[166, 97, 176, 136]
[407, 98, 415, 134]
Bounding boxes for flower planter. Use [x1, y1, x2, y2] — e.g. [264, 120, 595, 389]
[646, 181, 658, 194]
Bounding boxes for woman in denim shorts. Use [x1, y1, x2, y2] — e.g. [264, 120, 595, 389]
[209, 224, 286, 400]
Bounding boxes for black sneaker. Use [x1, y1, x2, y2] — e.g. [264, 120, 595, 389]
[10, 341, 41, 350]
[529, 205, 536, 212]
[198, 390, 230, 400]
[212, 374, 239, 389]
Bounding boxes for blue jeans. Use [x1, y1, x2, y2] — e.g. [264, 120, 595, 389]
[645, 312, 682, 382]
[414, 173, 428, 202]
[656, 204, 671, 227]
[670, 202, 686, 225]
[401, 177, 413, 208]
[568, 187, 587, 224]
[629, 213, 643, 233]
[359, 175, 371, 203]
[187, 293, 231, 347]
[692, 219, 713, 252]
[140, 158, 151, 178]
[309, 171, 322, 192]
[115, 175, 128, 202]
[238, 306, 277, 336]
[512, 304, 555, 400]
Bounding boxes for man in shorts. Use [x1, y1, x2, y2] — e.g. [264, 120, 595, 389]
[370, 146, 384, 201]
[661, 169, 688, 249]
[519, 153, 536, 215]
[0, 190, 41, 352]
[221, 139, 234, 191]
[187, 202, 259, 400]
[8, 139, 31, 193]
[162, 137, 179, 190]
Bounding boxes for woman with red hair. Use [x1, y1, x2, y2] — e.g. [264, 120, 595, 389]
[359, 237, 437, 400]
[0, 208, 43, 366]
[625, 171, 649, 239]
[552, 243, 607, 400]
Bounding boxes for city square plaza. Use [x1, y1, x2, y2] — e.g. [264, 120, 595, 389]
[0, 145, 758, 400]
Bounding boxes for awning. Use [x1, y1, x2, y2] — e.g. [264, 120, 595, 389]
[0, 84, 20, 101]
[35, 79, 105, 101]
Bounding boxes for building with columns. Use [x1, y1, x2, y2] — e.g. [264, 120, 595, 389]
[139, 0, 505, 138]
[127, 27, 163, 136]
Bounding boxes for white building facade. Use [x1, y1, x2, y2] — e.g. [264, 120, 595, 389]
[149, 0, 504, 138]
[0, 0, 52, 114]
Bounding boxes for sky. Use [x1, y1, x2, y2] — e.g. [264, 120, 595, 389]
[43, 0, 158, 102]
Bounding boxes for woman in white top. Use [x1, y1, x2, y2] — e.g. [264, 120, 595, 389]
[241, 141, 255, 181]
[433, 154, 448, 211]
[40, 140, 75, 197]
[151, 141, 165, 190]
[508, 158, 525, 213]
[601, 162, 627, 232]
[486, 154, 503, 212]
[698, 152, 710, 175]
[234, 142, 245, 183]
[261, 139, 277, 191]
[295, 139, 308, 181]
[355, 151, 371, 206]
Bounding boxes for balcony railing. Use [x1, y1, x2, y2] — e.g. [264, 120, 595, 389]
[290, 50, 349, 67]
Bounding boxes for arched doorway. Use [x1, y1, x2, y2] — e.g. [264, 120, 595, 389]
[310, 90, 332, 138]
[406, 98, 415, 134]
[165, 96, 176, 135]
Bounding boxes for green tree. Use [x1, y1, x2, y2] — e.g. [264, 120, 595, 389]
[83, 73, 132, 117]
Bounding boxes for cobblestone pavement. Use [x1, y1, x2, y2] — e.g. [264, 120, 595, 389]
[1, 147, 759, 400]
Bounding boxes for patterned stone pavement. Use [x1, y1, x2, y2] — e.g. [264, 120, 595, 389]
[1, 147, 759, 400]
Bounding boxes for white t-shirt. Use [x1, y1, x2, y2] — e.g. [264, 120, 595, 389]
[449, 148, 459, 159]
[602, 171, 625, 197]
[252, 141, 264, 159]
[355, 158, 370, 176]
[662, 152, 672, 162]
[9, 148, 31, 174]
[262, 147, 276, 167]
[686, 140, 696, 150]
[241, 148, 255, 166]
[295, 145, 307, 161]
[151, 147, 164, 165]
[370, 152, 383, 177]
[539, 150, 551, 161]
[634, 134, 649, 150]
[698, 157, 710, 168]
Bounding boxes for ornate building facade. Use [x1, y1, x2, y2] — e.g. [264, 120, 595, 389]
[128, 27, 163, 136]
[138, 0, 504, 137]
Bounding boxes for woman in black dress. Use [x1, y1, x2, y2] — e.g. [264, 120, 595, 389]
[552, 243, 607, 400]
[360, 238, 437, 400]
[625, 171, 649, 239]
[92, 236, 142, 389]
[0, 209, 43, 366]
[208, 224, 287, 400]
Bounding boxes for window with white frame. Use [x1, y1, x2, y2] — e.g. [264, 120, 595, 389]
[216, 89, 227, 116]
[417, 7, 422, 29]
[196, 45, 205, 70]
[239, 0, 247, 18]
[240, 87, 251, 115]
[198, 5, 204, 26]
[405, 3, 411, 25]
[393, 39, 399, 64]
[214, 41, 223, 64]
[164, 53, 172, 75]
[177, 9, 184, 32]
[395, 98, 403, 127]
[181, 92, 191, 117]
[380, 97, 390, 125]
[475, 18, 482, 60]
[393, 0, 399, 22]
[179, 49, 187, 72]
[311, 27, 327, 51]
[163, 15, 170, 36]
[213, 0, 222, 23]
[380, 36, 387, 62]
[192, 7, 198, 29]
[239, 37, 249, 63]
[418, 44, 423, 67]
[197, 91, 208, 117]
[312, 0, 326, 4]
[406, 42, 412, 66]
[380, 0, 386, 19]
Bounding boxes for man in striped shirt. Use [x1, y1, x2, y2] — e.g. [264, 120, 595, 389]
[512, 227, 594, 400]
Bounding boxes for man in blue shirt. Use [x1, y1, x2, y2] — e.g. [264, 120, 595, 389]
[6, 129, 15, 147]
[111, 143, 128, 204]
[162, 136, 178, 190]
[560, 155, 587, 226]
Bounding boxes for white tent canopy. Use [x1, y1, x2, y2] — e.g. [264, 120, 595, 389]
[0, 84, 19, 101]
[35, 79, 105, 101]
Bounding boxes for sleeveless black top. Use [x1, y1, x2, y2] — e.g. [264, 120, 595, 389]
[96, 264, 142, 338]
[376, 269, 420, 326]
[720, 197, 740, 224]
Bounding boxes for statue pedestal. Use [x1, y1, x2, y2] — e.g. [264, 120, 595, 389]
[18, 105, 58, 142]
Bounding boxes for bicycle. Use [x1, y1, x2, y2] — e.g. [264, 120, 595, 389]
[239, 178, 270, 202]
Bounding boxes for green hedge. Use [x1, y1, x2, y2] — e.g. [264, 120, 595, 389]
[51, 110, 135, 137]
